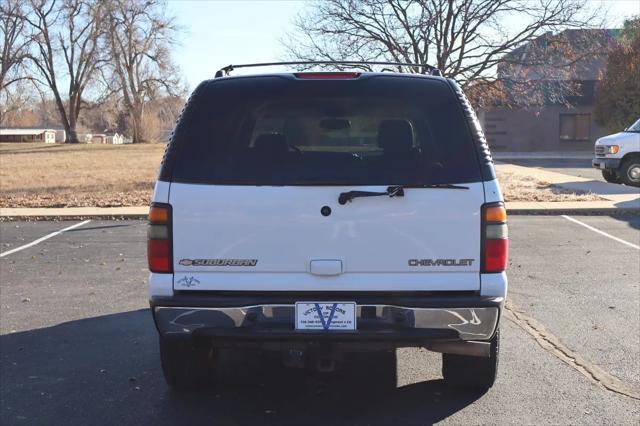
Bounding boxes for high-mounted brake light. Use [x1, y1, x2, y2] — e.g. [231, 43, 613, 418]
[482, 202, 508, 273]
[147, 203, 172, 273]
[294, 72, 360, 79]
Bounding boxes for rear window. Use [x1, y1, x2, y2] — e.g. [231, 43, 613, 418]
[168, 75, 482, 185]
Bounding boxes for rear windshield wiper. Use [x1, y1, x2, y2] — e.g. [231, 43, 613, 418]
[338, 184, 468, 204]
[405, 183, 469, 190]
[339, 185, 404, 204]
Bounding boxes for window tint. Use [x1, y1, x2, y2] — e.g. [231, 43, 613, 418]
[170, 76, 482, 185]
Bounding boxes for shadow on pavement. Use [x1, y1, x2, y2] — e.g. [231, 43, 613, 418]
[0, 310, 484, 425]
[613, 198, 640, 212]
[607, 212, 640, 231]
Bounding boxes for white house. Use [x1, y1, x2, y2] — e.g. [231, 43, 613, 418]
[0, 128, 57, 143]
[82, 132, 126, 144]
[105, 133, 124, 144]
[55, 129, 66, 143]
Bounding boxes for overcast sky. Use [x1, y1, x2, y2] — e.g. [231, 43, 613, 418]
[168, 0, 640, 90]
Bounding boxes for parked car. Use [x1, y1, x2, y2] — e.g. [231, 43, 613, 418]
[147, 63, 508, 392]
[593, 118, 640, 187]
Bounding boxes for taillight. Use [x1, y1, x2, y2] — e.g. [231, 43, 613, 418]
[294, 72, 360, 79]
[482, 202, 508, 273]
[148, 203, 172, 273]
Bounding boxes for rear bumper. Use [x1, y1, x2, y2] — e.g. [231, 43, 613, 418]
[592, 158, 621, 170]
[151, 293, 502, 349]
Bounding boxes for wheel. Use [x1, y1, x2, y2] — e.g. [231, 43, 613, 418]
[620, 156, 640, 187]
[159, 336, 216, 391]
[601, 170, 622, 184]
[442, 328, 499, 389]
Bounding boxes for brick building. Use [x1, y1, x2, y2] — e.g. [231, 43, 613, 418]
[479, 29, 620, 152]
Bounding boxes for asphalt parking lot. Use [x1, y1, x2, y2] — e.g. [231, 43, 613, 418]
[1, 216, 639, 425]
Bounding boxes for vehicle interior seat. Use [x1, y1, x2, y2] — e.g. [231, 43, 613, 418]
[376, 119, 422, 181]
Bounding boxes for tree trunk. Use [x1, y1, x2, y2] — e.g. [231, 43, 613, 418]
[67, 128, 79, 143]
[67, 94, 81, 143]
[50, 92, 78, 143]
[131, 102, 144, 143]
[68, 116, 79, 143]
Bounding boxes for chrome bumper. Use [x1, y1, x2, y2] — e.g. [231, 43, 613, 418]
[592, 158, 621, 170]
[153, 304, 500, 341]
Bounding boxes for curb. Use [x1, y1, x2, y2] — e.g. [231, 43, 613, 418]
[0, 207, 148, 221]
[1, 206, 638, 220]
[0, 214, 149, 221]
[506, 207, 639, 216]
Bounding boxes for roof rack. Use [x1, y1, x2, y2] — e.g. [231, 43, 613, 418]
[214, 61, 442, 78]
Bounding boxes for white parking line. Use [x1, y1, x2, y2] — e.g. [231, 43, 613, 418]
[0, 220, 92, 258]
[562, 215, 640, 250]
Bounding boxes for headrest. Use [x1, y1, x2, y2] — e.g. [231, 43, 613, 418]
[378, 120, 414, 153]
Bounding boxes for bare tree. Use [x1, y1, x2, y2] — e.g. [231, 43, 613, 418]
[595, 17, 640, 132]
[0, 83, 35, 127]
[23, 0, 104, 142]
[105, 0, 183, 143]
[283, 0, 604, 105]
[0, 0, 32, 92]
[0, 0, 33, 124]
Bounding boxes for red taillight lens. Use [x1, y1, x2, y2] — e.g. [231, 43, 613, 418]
[148, 239, 171, 273]
[484, 239, 509, 273]
[147, 203, 172, 273]
[482, 202, 508, 273]
[294, 72, 360, 79]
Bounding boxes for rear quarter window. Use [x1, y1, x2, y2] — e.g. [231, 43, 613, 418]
[164, 75, 482, 185]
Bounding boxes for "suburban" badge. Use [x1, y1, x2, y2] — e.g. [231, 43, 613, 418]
[178, 258, 258, 266]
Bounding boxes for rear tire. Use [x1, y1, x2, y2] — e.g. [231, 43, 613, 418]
[442, 328, 499, 389]
[620, 156, 640, 187]
[601, 170, 622, 184]
[160, 336, 216, 392]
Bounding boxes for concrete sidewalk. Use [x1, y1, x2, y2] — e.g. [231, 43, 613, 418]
[0, 206, 149, 220]
[493, 151, 593, 160]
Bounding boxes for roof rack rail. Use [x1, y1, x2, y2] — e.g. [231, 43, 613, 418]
[214, 61, 442, 78]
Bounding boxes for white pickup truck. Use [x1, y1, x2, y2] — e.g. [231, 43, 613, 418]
[593, 118, 640, 187]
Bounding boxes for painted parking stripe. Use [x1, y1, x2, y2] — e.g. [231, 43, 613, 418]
[0, 220, 91, 258]
[562, 215, 640, 250]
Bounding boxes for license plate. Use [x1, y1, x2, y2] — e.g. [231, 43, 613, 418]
[600, 163, 606, 169]
[295, 302, 356, 331]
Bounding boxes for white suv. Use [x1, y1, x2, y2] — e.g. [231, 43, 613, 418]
[147, 64, 508, 391]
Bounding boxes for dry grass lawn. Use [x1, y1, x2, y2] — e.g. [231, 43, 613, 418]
[496, 170, 601, 202]
[0, 143, 600, 207]
[0, 143, 164, 207]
